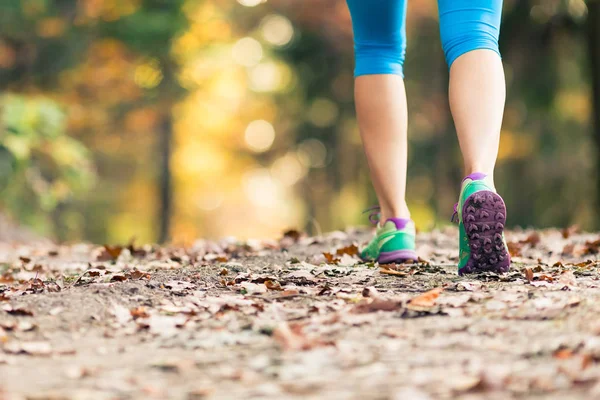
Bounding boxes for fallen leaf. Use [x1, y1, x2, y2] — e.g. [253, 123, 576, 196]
[323, 252, 340, 264]
[455, 281, 483, 292]
[523, 232, 541, 247]
[4, 341, 52, 356]
[126, 270, 151, 280]
[335, 244, 359, 257]
[282, 229, 302, 241]
[97, 245, 124, 261]
[562, 225, 580, 239]
[524, 268, 533, 283]
[272, 322, 330, 351]
[110, 274, 127, 282]
[240, 282, 267, 295]
[554, 348, 574, 359]
[353, 298, 404, 313]
[583, 238, 600, 255]
[2, 305, 34, 316]
[264, 280, 283, 291]
[111, 304, 132, 325]
[165, 281, 196, 292]
[562, 243, 576, 256]
[558, 271, 577, 289]
[507, 242, 523, 257]
[409, 288, 443, 308]
[380, 267, 407, 276]
[362, 287, 380, 298]
[130, 307, 150, 319]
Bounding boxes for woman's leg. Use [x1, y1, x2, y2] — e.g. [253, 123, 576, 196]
[439, 0, 505, 178]
[347, 0, 409, 222]
[438, 0, 510, 274]
[347, 0, 417, 264]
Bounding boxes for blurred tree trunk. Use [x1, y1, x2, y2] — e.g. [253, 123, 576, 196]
[158, 111, 172, 244]
[588, 2, 600, 212]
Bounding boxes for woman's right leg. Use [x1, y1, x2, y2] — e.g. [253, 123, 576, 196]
[347, 0, 417, 263]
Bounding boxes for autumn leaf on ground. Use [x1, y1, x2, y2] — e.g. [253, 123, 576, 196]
[408, 288, 443, 308]
[96, 245, 123, 261]
[127, 239, 147, 258]
[507, 241, 523, 257]
[130, 307, 150, 319]
[524, 267, 534, 283]
[353, 297, 404, 313]
[561, 225, 580, 239]
[110, 274, 127, 282]
[380, 267, 407, 276]
[583, 238, 600, 255]
[323, 252, 340, 264]
[273, 322, 330, 351]
[523, 232, 541, 247]
[335, 244, 359, 257]
[280, 229, 306, 248]
[264, 280, 283, 291]
[2, 304, 34, 316]
[558, 271, 577, 289]
[125, 270, 151, 280]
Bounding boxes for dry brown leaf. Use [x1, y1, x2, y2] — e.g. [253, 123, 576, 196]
[2, 305, 34, 316]
[323, 252, 340, 264]
[4, 341, 52, 356]
[97, 245, 124, 261]
[126, 270, 151, 280]
[524, 267, 533, 283]
[273, 322, 312, 351]
[353, 298, 403, 313]
[562, 225, 580, 239]
[130, 307, 150, 319]
[362, 286, 380, 298]
[558, 271, 577, 288]
[409, 288, 443, 308]
[523, 232, 541, 247]
[264, 280, 283, 291]
[380, 267, 407, 276]
[583, 238, 600, 255]
[562, 243, 576, 256]
[335, 244, 359, 257]
[455, 281, 483, 292]
[507, 242, 523, 257]
[110, 274, 127, 282]
[554, 348, 574, 360]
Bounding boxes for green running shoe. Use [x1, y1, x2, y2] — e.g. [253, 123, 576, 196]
[360, 213, 417, 264]
[453, 173, 511, 275]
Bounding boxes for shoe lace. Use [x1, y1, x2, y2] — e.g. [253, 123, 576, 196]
[451, 203, 459, 223]
[362, 205, 381, 225]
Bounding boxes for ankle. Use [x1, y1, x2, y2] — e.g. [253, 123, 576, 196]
[381, 204, 411, 222]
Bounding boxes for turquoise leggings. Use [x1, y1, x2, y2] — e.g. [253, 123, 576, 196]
[346, 0, 503, 77]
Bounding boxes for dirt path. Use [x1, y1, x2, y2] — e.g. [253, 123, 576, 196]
[2, 227, 600, 400]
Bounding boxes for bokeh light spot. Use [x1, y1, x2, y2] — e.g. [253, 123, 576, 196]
[243, 169, 281, 207]
[261, 15, 294, 47]
[271, 153, 306, 186]
[307, 98, 339, 127]
[297, 139, 328, 168]
[237, 0, 266, 7]
[245, 120, 275, 152]
[232, 37, 263, 67]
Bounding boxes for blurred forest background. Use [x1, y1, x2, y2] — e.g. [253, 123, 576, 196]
[0, 0, 598, 244]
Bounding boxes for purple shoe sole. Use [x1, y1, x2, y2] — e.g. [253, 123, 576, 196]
[459, 191, 511, 275]
[378, 250, 418, 264]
